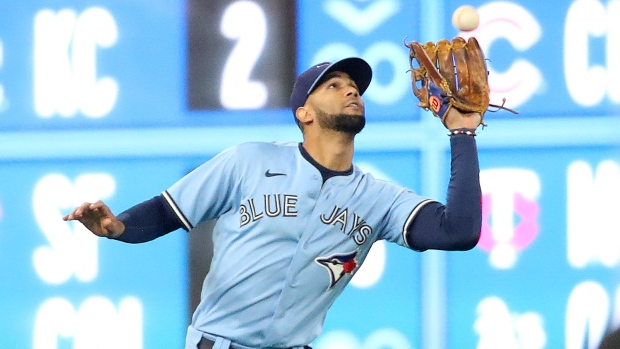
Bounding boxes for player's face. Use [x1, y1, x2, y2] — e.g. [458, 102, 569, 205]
[307, 72, 365, 134]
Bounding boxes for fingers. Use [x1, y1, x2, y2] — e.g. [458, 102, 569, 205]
[89, 200, 115, 218]
[411, 42, 444, 85]
[422, 41, 438, 65]
[464, 37, 489, 97]
[63, 202, 93, 221]
[62, 200, 123, 238]
[437, 39, 456, 91]
[89, 200, 106, 210]
[451, 37, 470, 96]
[62, 201, 109, 221]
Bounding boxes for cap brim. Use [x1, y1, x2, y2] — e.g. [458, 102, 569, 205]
[306, 57, 372, 96]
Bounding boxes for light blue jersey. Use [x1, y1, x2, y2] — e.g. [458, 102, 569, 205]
[163, 142, 434, 349]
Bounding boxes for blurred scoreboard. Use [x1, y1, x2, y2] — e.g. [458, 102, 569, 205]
[1, 1, 620, 349]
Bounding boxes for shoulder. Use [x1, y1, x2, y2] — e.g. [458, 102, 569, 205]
[353, 165, 400, 187]
[221, 141, 296, 156]
[230, 141, 296, 152]
[222, 141, 299, 163]
[352, 165, 424, 202]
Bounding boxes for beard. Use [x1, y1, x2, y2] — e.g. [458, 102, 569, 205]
[315, 108, 366, 135]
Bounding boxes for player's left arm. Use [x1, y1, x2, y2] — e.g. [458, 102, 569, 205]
[406, 112, 482, 251]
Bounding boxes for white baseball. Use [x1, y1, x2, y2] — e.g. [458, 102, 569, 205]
[452, 5, 480, 31]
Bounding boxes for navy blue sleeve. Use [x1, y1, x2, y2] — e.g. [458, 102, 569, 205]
[406, 134, 482, 251]
[113, 195, 184, 243]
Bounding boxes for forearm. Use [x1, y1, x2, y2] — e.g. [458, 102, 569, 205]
[407, 134, 482, 251]
[114, 195, 184, 243]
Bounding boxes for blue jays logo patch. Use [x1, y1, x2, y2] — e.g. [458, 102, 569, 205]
[315, 250, 359, 290]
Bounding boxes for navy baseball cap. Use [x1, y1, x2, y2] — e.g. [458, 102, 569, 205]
[290, 57, 372, 119]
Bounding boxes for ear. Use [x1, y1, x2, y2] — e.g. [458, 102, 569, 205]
[295, 105, 314, 125]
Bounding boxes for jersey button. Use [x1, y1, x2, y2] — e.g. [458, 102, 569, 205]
[308, 192, 316, 199]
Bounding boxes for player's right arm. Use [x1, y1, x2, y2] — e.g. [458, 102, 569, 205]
[63, 195, 184, 243]
[65, 143, 242, 243]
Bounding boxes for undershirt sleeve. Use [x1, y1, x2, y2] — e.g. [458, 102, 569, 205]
[405, 134, 482, 251]
[113, 194, 184, 243]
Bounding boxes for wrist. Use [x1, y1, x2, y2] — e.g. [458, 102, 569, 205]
[443, 109, 482, 129]
[106, 221, 126, 239]
[448, 128, 477, 137]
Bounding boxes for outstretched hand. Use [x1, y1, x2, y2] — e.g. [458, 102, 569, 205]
[62, 200, 125, 239]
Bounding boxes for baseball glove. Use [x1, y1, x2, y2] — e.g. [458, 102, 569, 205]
[405, 36, 516, 127]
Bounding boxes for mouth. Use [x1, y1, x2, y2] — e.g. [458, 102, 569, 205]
[346, 101, 362, 110]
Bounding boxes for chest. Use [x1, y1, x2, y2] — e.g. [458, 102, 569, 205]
[236, 171, 388, 249]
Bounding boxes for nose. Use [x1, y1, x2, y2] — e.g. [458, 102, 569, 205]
[345, 85, 360, 97]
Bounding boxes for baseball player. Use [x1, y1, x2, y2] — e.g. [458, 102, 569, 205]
[64, 52, 484, 349]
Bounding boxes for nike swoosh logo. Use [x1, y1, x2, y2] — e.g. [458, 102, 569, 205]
[265, 170, 286, 177]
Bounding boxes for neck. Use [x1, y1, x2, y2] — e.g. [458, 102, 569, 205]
[302, 131, 355, 171]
